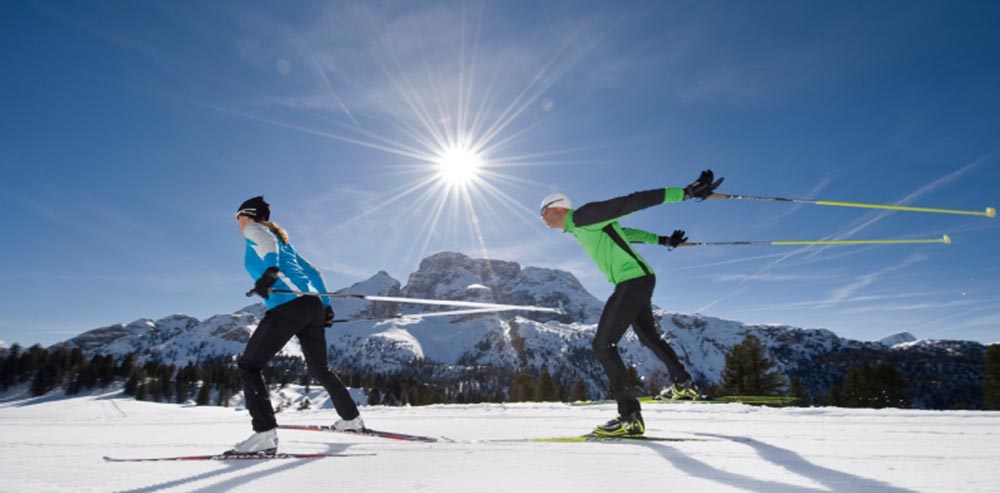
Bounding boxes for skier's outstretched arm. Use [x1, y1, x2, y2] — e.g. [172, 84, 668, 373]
[573, 189, 682, 227]
[622, 227, 661, 245]
[572, 169, 723, 227]
[624, 228, 688, 248]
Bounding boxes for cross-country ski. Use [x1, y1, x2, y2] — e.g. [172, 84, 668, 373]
[484, 435, 714, 444]
[103, 452, 376, 462]
[278, 424, 442, 443]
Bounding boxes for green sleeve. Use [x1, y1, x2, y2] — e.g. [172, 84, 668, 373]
[622, 228, 660, 245]
[664, 187, 685, 203]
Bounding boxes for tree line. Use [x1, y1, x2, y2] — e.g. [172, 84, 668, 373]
[2, 338, 998, 410]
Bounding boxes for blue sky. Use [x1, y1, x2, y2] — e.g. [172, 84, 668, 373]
[2, 1, 998, 347]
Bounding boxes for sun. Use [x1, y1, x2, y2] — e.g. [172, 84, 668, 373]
[435, 146, 483, 186]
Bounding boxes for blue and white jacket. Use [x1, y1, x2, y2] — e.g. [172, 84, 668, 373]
[242, 222, 331, 310]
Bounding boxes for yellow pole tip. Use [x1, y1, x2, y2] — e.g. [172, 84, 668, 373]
[942, 234, 952, 244]
[987, 207, 996, 218]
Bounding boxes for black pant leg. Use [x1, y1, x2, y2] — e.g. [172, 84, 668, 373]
[594, 278, 648, 417]
[297, 323, 360, 420]
[237, 297, 315, 432]
[631, 278, 691, 384]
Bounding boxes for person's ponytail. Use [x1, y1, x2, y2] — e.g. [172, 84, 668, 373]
[262, 221, 290, 245]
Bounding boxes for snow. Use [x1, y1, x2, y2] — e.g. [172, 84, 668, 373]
[1, 391, 998, 492]
[879, 332, 918, 347]
[50, 254, 985, 406]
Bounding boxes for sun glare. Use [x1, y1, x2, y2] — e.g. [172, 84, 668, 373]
[435, 146, 483, 185]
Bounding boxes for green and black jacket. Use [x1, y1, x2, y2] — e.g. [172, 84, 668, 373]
[564, 187, 685, 285]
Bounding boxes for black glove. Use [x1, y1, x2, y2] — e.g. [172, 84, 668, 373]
[659, 230, 688, 249]
[249, 267, 280, 299]
[683, 169, 724, 200]
[323, 305, 335, 327]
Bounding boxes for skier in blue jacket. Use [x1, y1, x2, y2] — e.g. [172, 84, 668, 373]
[229, 196, 362, 456]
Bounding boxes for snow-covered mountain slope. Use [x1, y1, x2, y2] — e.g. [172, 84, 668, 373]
[51, 251, 987, 407]
[879, 332, 918, 347]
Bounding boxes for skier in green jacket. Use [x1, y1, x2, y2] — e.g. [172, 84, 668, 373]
[540, 169, 723, 437]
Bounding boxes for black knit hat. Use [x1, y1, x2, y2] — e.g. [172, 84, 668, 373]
[236, 196, 270, 221]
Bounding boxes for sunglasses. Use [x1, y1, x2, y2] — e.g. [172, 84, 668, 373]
[540, 199, 565, 216]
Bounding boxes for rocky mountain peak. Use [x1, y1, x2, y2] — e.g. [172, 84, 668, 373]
[402, 251, 602, 323]
[878, 332, 918, 347]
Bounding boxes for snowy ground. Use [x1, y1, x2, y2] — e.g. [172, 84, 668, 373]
[1, 391, 998, 493]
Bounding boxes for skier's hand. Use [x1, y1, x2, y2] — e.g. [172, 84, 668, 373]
[683, 169, 724, 200]
[323, 305, 335, 327]
[247, 267, 280, 299]
[659, 230, 688, 249]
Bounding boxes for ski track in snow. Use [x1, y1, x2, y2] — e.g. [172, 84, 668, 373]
[0, 391, 998, 493]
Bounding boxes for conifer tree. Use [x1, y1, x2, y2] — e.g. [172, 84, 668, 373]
[218, 386, 232, 407]
[196, 383, 211, 406]
[536, 371, 558, 402]
[788, 378, 811, 407]
[368, 388, 382, 406]
[626, 366, 643, 394]
[0, 353, 7, 391]
[568, 379, 589, 402]
[21, 345, 48, 383]
[508, 372, 536, 402]
[982, 344, 1000, 410]
[1, 344, 20, 390]
[117, 353, 136, 379]
[30, 358, 62, 396]
[720, 334, 787, 395]
[840, 360, 910, 409]
[827, 385, 842, 407]
[124, 372, 141, 396]
[135, 383, 148, 401]
[644, 369, 668, 396]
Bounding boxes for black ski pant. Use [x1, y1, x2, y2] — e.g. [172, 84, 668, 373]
[593, 274, 691, 417]
[237, 296, 359, 432]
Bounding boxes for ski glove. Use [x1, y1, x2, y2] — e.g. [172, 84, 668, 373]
[659, 230, 688, 249]
[250, 267, 280, 299]
[323, 305, 335, 327]
[683, 169, 724, 200]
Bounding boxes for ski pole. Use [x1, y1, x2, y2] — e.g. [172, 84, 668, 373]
[252, 289, 566, 315]
[720, 193, 995, 218]
[331, 307, 531, 323]
[678, 235, 952, 247]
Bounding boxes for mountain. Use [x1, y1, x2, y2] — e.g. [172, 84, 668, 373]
[399, 252, 603, 324]
[878, 332, 918, 347]
[51, 251, 987, 409]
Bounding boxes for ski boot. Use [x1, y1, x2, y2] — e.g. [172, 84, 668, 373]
[333, 416, 366, 432]
[661, 380, 700, 401]
[592, 411, 645, 437]
[224, 428, 278, 456]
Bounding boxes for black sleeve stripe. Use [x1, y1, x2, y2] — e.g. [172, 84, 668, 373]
[573, 189, 664, 227]
[602, 224, 652, 277]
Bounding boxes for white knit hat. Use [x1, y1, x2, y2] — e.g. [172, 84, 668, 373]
[540, 192, 572, 214]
